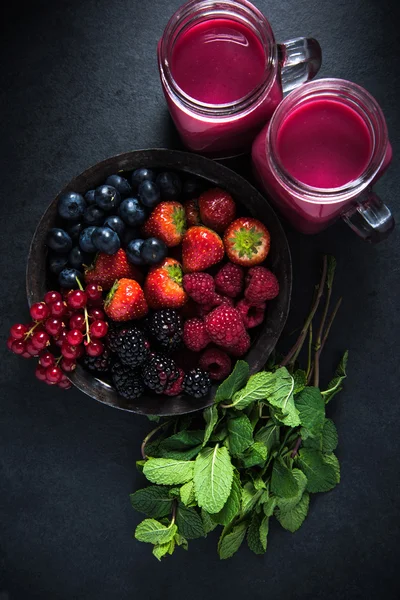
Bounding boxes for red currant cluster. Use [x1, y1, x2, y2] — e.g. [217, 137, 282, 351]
[7, 283, 108, 389]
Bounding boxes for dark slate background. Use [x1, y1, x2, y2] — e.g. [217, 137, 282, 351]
[1, 0, 399, 598]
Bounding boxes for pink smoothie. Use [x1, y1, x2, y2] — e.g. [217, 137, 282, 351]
[171, 18, 266, 104]
[276, 99, 373, 188]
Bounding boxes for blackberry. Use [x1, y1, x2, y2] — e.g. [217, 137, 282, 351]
[107, 325, 149, 368]
[142, 354, 180, 394]
[147, 309, 183, 352]
[83, 348, 112, 373]
[111, 362, 144, 401]
[183, 368, 211, 399]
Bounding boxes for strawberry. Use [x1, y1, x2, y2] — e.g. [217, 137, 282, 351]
[104, 278, 148, 321]
[144, 257, 187, 309]
[84, 249, 143, 291]
[223, 217, 270, 267]
[182, 226, 224, 273]
[142, 201, 186, 247]
[184, 198, 201, 227]
[198, 188, 236, 233]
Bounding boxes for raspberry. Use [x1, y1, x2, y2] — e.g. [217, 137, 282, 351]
[183, 318, 210, 352]
[214, 263, 244, 298]
[111, 362, 144, 401]
[199, 348, 232, 381]
[204, 305, 246, 350]
[107, 326, 149, 368]
[147, 309, 183, 353]
[182, 273, 216, 305]
[164, 368, 185, 396]
[183, 368, 211, 398]
[142, 354, 180, 394]
[196, 295, 233, 318]
[224, 332, 251, 357]
[236, 299, 266, 329]
[245, 267, 279, 304]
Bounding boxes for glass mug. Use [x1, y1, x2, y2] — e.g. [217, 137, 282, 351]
[158, 0, 322, 157]
[252, 79, 395, 241]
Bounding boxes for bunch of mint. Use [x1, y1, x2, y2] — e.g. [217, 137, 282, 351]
[130, 256, 348, 560]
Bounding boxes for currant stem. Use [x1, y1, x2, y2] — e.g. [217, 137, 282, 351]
[76, 276, 91, 345]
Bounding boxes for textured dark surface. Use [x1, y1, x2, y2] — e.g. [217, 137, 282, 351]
[1, 0, 400, 599]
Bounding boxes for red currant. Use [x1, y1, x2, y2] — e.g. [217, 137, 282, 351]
[30, 302, 50, 322]
[89, 320, 108, 338]
[67, 290, 87, 310]
[54, 329, 68, 347]
[50, 300, 67, 318]
[39, 350, 55, 368]
[44, 317, 63, 337]
[45, 379, 57, 385]
[26, 340, 39, 356]
[88, 307, 105, 320]
[60, 357, 77, 372]
[10, 323, 28, 340]
[7, 336, 14, 351]
[44, 290, 62, 305]
[69, 313, 86, 332]
[11, 339, 26, 355]
[46, 366, 63, 383]
[58, 378, 72, 390]
[85, 283, 103, 302]
[31, 331, 50, 350]
[21, 352, 32, 359]
[35, 365, 48, 381]
[66, 329, 84, 346]
[86, 340, 104, 357]
[61, 342, 79, 359]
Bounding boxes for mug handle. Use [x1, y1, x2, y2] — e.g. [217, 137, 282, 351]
[278, 38, 322, 94]
[341, 192, 395, 243]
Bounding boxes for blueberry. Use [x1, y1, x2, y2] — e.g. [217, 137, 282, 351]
[85, 189, 96, 205]
[118, 198, 146, 226]
[83, 205, 105, 226]
[103, 215, 125, 237]
[182, 176, 204, 200]
[58, 268, 83, 289]
[131, 168, 156, 190]
[46, 228, 73, 253]
[121, 227, 139, 247]
[156, 172, 182, 200]
[68, 246, 89, 270]
[140, 237, 167, 265]
[66, 221, 84, 241]
[92, 226, 120, 255]
[105, 174, 132, 197]
[138, 180, 161, 209]
[48, 253, 68, 275]
[57, 191, 86, 221]
[126, 239, 145, 266]
[95, 185, 121, 212]
[79, 226, 98, 253]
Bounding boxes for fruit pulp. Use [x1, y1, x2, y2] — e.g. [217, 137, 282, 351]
[171, 18, 266, 104]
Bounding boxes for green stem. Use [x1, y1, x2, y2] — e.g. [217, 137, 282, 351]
[141, 420, 171, 459]
[308, 297, 343, 385]
[306, 322, 313, 379]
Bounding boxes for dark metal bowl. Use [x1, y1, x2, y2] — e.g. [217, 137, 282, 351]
[26, 149, 291, 416]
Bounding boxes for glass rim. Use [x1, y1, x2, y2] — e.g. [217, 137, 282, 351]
[158, 0, 278, 116]
[266, 78, 388, 204]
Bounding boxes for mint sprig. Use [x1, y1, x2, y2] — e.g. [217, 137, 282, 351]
[131, 256, 348, 560]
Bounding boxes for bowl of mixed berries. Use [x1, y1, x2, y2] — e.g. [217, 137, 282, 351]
[9, 149, 291, 415]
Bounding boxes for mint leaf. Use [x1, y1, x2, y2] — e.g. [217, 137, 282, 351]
[135, 518, 177, 545]
[259, 516, 269, 551]
[193, 445, 234, 513]
[218, 522, 248, 560]
[322, 418, 338, 453]
[255, 422, 280, 453]
[147, 415, 161, 423]
[297, 448, 338, 493]
[295, 387, 325, 438]
[263, 494, 277, 517]
[231, 368, 294, 410]
[293, 369, 307, 394]
[276, 492, 310, 532]
[180, 481, 195, 506]
[215, 360, 249, 403]
[322, 351, 348, 404]
[241, 482, 262, 516]
[201, 509, 218, 533]
[168, 487, 181, 498]
[323, 453, 340, 483]
[130, 486, 173, 518]
[174, 533, 188, 550]
[161, 430, 205, 450]
[247, 512, 264, 555]
[211, 472, 241, 526]
[136, 460, 146, 473]
[143, 458, 194, 485]
[155, 446, 202, 461]
[271, 457, 299, 498]
[210, 427, 228, 443]
[226, 414, 253, 456]
[240, 441, 268, 468]
[176, 504, 205, 540]
[276, 469, 307, 511]
[203, 405, 218, 446]
[251, 474, 267, 491]
[302, 435, 322, 451]
[152, 541, 172, 561]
